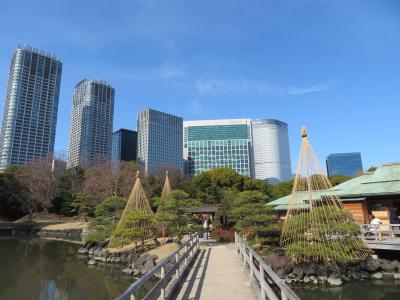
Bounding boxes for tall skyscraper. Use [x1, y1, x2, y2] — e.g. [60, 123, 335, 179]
[326, 152, 363, 177]
[67, 80, 114, 168]
[0, 46, 62, 171]
[184, 119, 253, 177]
[137, 108, 183, 174]
[251, 119, 292, 183]
[112, 129, 137, 162]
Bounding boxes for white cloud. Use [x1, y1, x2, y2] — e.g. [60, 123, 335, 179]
[189, 99, 204, 115]
[157, 65, 186, 79]
[196, 79, 333, 96]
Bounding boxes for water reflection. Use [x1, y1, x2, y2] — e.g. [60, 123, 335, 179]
[0, 237, 132, 300]
[293, 279, 400, 300]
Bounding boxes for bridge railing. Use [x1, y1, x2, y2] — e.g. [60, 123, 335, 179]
[360, 224, 400, 241]
[116, 234, 200, 300]
[235, 232, 300, 300]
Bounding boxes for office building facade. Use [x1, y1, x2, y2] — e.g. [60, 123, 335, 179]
[326, 152, 363, 177]
[184, 119, 253, 177]
[137, 109, 183, 174]
[252, 119, 292, 183]
[67, 80, 114, 168]
[0, 46, 62, 171]
[112, 129, 137, 162]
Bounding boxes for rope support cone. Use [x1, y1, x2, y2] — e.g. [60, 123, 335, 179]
[280, 127, 373, 262]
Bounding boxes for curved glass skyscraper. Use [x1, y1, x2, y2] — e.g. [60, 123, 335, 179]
[0, 46, 62, 171]
[251, 119, 292, 183]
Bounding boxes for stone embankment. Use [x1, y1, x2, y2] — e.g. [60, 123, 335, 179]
[38, 228, 83, 240]
[263, 255, 400, 286]
[78, 242, 158, 278]
[37, 222, 89, 241]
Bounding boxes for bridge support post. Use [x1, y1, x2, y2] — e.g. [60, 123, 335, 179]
[259, 264, 266, 300]
[249, 251, 254, 279]
[184, 245, 188, 265]
[175, 253, 180, 278]
[160, 265, 165, 299]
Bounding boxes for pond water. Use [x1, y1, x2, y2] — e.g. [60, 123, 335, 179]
[0, 237, 132, 300]
[293, 280, 400, 300]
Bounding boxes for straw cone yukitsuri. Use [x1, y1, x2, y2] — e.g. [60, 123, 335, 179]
[158, 171, 172, 240]
[280, 127, 373, 262]
[161, 171, 172, 199]
[108, 170, 157, 251]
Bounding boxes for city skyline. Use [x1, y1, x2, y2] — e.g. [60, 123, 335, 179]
[0, 1, 399, 171]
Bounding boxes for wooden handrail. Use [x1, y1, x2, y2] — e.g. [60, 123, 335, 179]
[234, 232, 300, 300]
[116, 234, 200, 300]
[360, 223, 400, 241]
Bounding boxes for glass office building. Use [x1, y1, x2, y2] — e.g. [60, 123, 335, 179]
[252, 119, 292, 183]
[184, 119, 253, 177]
[326, 152, 363, 177]
[137, 109, 183, 174]
[112, 129, 137, 162]
[67, 80, 114, 168]
[0, 46, 62, 171]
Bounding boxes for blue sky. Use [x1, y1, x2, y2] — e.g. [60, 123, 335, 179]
[0, 0, 399, 171]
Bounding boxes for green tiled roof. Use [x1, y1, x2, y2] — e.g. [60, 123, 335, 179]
[269, 164, 400, 210]
[333, 164, 400, 197]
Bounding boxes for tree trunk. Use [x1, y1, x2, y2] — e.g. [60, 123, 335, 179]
[28, 209, 33, 223]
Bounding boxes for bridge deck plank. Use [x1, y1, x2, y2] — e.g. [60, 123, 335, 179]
[174, 241, 257, 300]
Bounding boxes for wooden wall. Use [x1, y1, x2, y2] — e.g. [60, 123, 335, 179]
[343, 201, 368, 224]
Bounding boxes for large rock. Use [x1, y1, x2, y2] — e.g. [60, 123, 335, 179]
[327, 274, 342, 286]
[391, 260, 400, 272]
[371, 272, 382, 279]
[325, 262, 341, 277]
[114, 257, 121, 264]
[122, 268, 133, 276]
[361, 257, 381, 272]
[137, 253, 157, 266]
[84, 240, 97, 249]
[382, 272, 394, 280]
[263, 255, 293, 278]
[141, 260, 156, 274]
[302, 262, 318, 276]
[88, 259, 97, 266]
[94, 256, 107, 262]
[78, 247, 89, 255]
[98, 249, 109, 258]
[292, 265, 304, 279]
[381, 263, 396, 273]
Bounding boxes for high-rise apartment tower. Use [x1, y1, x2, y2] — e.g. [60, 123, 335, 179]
[0, 45, 62, 171]
[67, 80, 114, 168]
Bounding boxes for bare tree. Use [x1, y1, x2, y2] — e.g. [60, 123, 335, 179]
[84, 159, 115, 205]
[113, 161, 142, 198]
[15, 154, 57, 222]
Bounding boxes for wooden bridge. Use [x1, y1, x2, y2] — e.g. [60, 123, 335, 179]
[117, 233, 299, 300]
